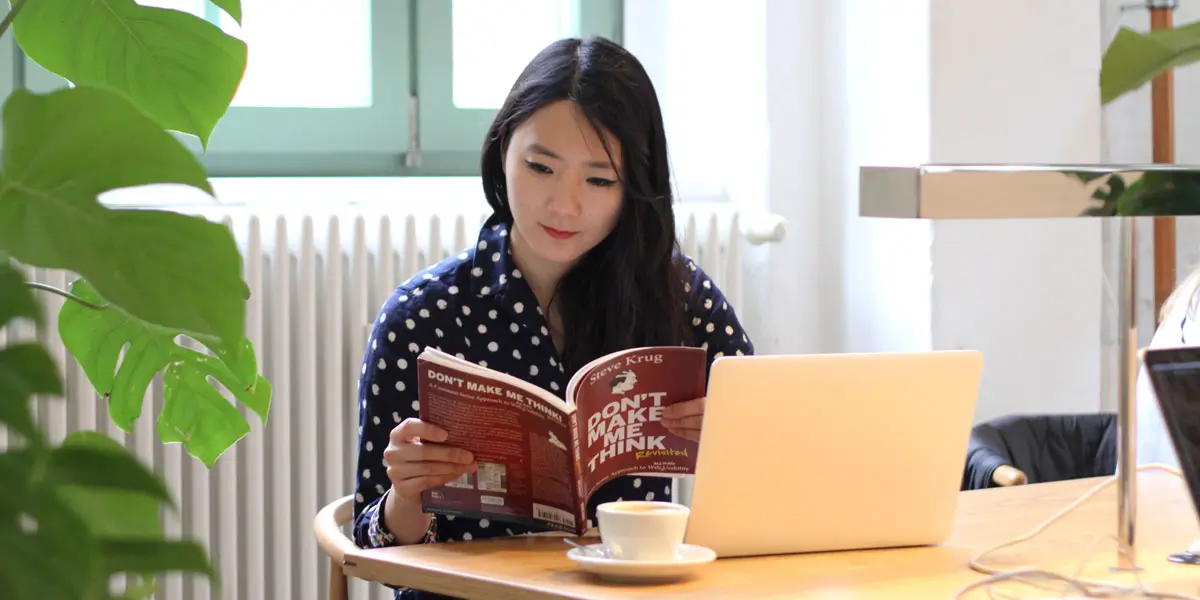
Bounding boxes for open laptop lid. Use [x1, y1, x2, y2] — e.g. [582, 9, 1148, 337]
[684, 350, 983, 558]
[1140, 347, 1200, 522]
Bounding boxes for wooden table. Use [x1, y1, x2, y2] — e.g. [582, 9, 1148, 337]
[342, 471, 1200, 599]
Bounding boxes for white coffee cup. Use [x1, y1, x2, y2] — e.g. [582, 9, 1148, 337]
[595, 500, 689, 562]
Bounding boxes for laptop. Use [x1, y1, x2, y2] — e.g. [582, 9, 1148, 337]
[683, 350, 984, 558]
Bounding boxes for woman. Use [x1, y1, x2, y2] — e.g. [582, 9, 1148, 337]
[1136, 266, 1200, 471]
[1136, 265, 1200, 564]
[350, 36, 754, 597]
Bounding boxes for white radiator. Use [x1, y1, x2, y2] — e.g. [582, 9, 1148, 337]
[3, 200, 785, 600]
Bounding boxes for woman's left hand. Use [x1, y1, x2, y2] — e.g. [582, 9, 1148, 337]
[661, 397, 705, 442]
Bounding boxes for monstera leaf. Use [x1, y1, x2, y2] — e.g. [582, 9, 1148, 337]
[0, 0, 262, 595]
[0, 273, 215, 598]
[0, 85, 249, 344]
[13, 0, 247, 146]
[59, 279, 270, 467]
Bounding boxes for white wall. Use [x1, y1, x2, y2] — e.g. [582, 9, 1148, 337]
[629, 0, 1111, 424]
[624, 0, 826, 356]
[837, 0, 933, 355]
[927, 0, 1105, 423]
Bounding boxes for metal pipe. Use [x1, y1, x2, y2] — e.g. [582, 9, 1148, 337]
[1115, 216, 1139, 571]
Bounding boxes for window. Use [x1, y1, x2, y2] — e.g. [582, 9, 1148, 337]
[19, 0, 622, 177]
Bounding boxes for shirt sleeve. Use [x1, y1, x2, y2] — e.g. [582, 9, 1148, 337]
[684, 260, 755, 367]
[352, 288, 432, 549]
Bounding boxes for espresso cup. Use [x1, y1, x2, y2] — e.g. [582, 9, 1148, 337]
[595, 500, 689, 562]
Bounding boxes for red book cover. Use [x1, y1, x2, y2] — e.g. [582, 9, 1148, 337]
[567, 347, 707, 521]
[416, 346, 707, 535]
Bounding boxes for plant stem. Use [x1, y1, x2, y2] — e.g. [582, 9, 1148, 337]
[26, 282, 109, 310]
[0, 0, 29, 40]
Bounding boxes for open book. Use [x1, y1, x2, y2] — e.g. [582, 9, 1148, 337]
[415, 345, 707, 535]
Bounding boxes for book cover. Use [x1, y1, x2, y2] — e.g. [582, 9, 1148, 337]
[417, 349, 581, 532]
[568, 347, 707, 507]
[416, 345, 708, 535]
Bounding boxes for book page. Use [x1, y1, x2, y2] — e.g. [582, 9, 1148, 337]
[573, 347, 707, 502]
[416, 352, 582, 533]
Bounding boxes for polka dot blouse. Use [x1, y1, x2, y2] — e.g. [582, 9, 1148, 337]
[352, 214, 754, 558]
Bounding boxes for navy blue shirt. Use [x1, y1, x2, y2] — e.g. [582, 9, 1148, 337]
[351, 214, 753, 593]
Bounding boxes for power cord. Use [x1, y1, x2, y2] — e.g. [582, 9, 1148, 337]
[952, 464, 1200, 600]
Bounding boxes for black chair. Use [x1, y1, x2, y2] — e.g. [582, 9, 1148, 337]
[961, 412, 1117, 490]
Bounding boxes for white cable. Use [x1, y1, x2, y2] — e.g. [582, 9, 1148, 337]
[952, 463, 1199, 600]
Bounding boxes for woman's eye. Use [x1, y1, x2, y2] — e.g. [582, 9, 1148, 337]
[588, 177, 617, 188]
[525, 160, 552, 174]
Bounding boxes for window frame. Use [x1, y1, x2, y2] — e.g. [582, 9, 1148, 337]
[15, 0, 623, 178]
[410, 0, 624, 175]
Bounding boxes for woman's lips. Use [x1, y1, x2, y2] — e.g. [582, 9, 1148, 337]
[542, 225, 577, 240]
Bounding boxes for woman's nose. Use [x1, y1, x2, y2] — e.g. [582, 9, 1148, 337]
[546, 182, 583, 216]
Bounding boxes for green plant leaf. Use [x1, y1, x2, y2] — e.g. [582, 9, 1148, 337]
[0, 260, 53, 442]
[0, 260, 39, 327]
[0, 86, 249, 343]
[0, 485, 107, 600]
[99, 539, 216, 581]
[209, 0, 242, 25]
[48, 431, 173, 503]
[0, 440, 213, 600]
[0, 344, 62, 442]
[60, 486, 165, 539]
[59, 279, 271, 467]
[1101, 20, 1200, 104]
[158, 356, 272, 467]
[13, 0, 247, 146]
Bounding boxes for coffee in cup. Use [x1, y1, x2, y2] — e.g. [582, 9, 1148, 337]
[596, 500, 689, 561]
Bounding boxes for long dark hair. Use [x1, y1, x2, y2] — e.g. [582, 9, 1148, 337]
[480, 36, 692, 376]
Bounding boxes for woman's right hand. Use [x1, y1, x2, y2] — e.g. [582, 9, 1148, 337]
[384, 418, 477, 504]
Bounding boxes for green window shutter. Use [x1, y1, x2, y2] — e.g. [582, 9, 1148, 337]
[412, 0, 623, 176]
[19, 0, 413, 177]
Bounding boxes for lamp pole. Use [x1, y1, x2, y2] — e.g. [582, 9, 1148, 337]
[1149, 0, 1177, 325]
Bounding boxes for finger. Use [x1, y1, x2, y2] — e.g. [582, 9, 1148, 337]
[391, 418, 449, 444]
[385, 442, 475, 466]
[666, 426, 703, 443]
[393, 472, 473, 500]
[662, 415, 704, 429]
[662, 397, 705, 420]
[387, 461, 474, 484]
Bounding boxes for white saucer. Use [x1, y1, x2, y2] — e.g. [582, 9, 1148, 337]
[566, 543, 716, 582]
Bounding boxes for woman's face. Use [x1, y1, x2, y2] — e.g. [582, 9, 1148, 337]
[503, 100, 624, 270]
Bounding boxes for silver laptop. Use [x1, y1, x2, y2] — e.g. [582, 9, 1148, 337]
[683, 350, 984, 558]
